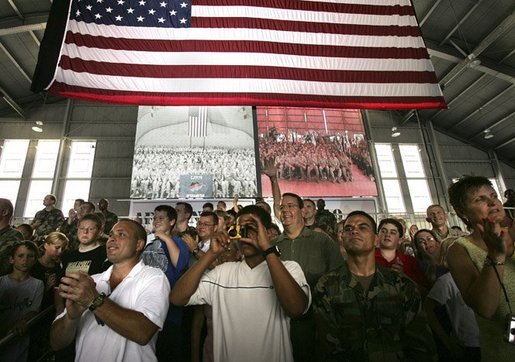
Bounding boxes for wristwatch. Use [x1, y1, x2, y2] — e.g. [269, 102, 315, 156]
[263, 245, 281, 258]
[89, 293, 107, 311]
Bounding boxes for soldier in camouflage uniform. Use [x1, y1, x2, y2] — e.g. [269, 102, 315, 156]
[313, 210, 436, 362]
[98, 198, 118, 234]
[31, 194, 65, 243]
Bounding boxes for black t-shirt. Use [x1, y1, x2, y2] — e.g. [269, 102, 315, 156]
[31, 259, 64, 308]
[62, 245, 111, 276]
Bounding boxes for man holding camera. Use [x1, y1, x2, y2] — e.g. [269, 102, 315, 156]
[171, 205, 311, 362]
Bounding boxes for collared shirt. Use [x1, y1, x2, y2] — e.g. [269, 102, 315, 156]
[313, 264, 437, 361]
[57, 261, 170, 362]
[274, 227, 343, 289]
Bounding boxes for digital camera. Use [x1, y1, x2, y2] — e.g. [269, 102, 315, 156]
[227, 225, 249, 239]
[504, 313, 515, 344]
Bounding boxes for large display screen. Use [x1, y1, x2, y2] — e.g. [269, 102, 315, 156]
[257, 107, 377, 197]
[130, 106, 258, 199]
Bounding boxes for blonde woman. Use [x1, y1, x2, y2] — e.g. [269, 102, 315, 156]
[29, 232, 68, 360]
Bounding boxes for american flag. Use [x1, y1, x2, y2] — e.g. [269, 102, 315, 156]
[32, 0, 446, 109]
[188, 106, 208, 137]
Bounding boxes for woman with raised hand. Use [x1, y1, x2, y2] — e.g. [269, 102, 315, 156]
[446, 176, 514, 361]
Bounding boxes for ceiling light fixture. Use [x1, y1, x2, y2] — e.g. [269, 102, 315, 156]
[483, 129, 494, 140]
[32, 121, 44, 133]
[391, 127, 401, 138]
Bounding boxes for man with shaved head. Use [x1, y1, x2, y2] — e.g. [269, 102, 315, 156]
[51, 219, 170, 361]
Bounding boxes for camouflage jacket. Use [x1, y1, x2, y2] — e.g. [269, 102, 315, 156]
[313, 264, 436, 362]
[0, 226, 24, 275]
[102, 210, 118, 234]
[58, 219, 79, 250]
[33, 208, 65, 242]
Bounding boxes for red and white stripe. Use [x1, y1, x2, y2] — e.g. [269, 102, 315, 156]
[47, 0, 445, 109]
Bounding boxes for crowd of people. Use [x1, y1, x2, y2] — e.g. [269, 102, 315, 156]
[259, 131, 374, 183]
[0, 176, 514, 361]
[131, 146, 258, 199]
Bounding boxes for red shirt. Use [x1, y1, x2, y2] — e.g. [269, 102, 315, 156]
[374, 248, 430, 289]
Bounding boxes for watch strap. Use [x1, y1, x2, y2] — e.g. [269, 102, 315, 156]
[89, 293, 107, 311]
[263, 245, 281, 258]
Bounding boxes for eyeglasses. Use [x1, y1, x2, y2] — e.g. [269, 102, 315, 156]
[279, 203, 299, 211]
[197, 222, 215, 228]
[78, 227, 98, 233]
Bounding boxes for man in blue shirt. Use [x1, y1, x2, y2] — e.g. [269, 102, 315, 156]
[142, 205, 189, 362]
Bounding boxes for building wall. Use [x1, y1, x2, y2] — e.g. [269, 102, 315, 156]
[1, 103, 513, 218]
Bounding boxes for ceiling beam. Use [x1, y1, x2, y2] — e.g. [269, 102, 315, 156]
[420, 0, 444, 26]
[439, 0, 485, 46]
[0, 13, 48, 36]
[435, 9, 515, 88]
[0, 42, 31, 83]
[449, 84, 515, 130]
[471, 111, 515, 139]
[0, 86, 25, 118]
[430, 74, 488, 120]
[495, 137, 515, 150]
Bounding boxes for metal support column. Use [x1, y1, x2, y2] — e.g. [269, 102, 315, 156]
[363, 110, 387, 216]
[51, 98, 73, 197]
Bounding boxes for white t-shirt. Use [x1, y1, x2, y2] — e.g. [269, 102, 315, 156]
[427, 272, 480, 347]
[187, 259, 311, 362]
[0, 275, 43, 361]
[56, 261, 170, 362]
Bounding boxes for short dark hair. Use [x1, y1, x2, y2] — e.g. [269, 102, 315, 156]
[79, 213, 103, 230]
[202, 202, 214, 210]
[200, 211, 218, 225]
[237, 205, 272, 229]
[344, 211, 377, 233]
[118, 219, 147, 243]
[282, 193, 304, 209]
[82, 201, 96, 212]
[154, 205, 177, 222]
[10, 240, 39, 258]
[255, 200, 271, 214]
[303, 198, 316, 208]
[217, 200, 227, 208]
[176, 202, 193, 218]
[75, 198, 85, 204]
[16, 223, 33, 240]
[448, 176, 493, 226]
[378, 218, 403, 236]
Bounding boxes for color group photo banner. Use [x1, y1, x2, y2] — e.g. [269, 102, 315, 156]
[257, 107, 378, 198]
[130, 106, 259, 199]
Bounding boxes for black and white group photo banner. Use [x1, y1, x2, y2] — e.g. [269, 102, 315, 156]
[130, 106, 259, 199]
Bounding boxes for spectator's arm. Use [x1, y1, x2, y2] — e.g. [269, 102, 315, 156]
[263, 159, 281, 217]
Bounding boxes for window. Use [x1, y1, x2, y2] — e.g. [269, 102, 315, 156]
[25, 180, 53, 217]
[375, 143, 405, 213]
[399, 145, 432, 213]
[24, 140, 61, 217]
[61, 141, 96, 210]
[0, 140, 30, 208]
